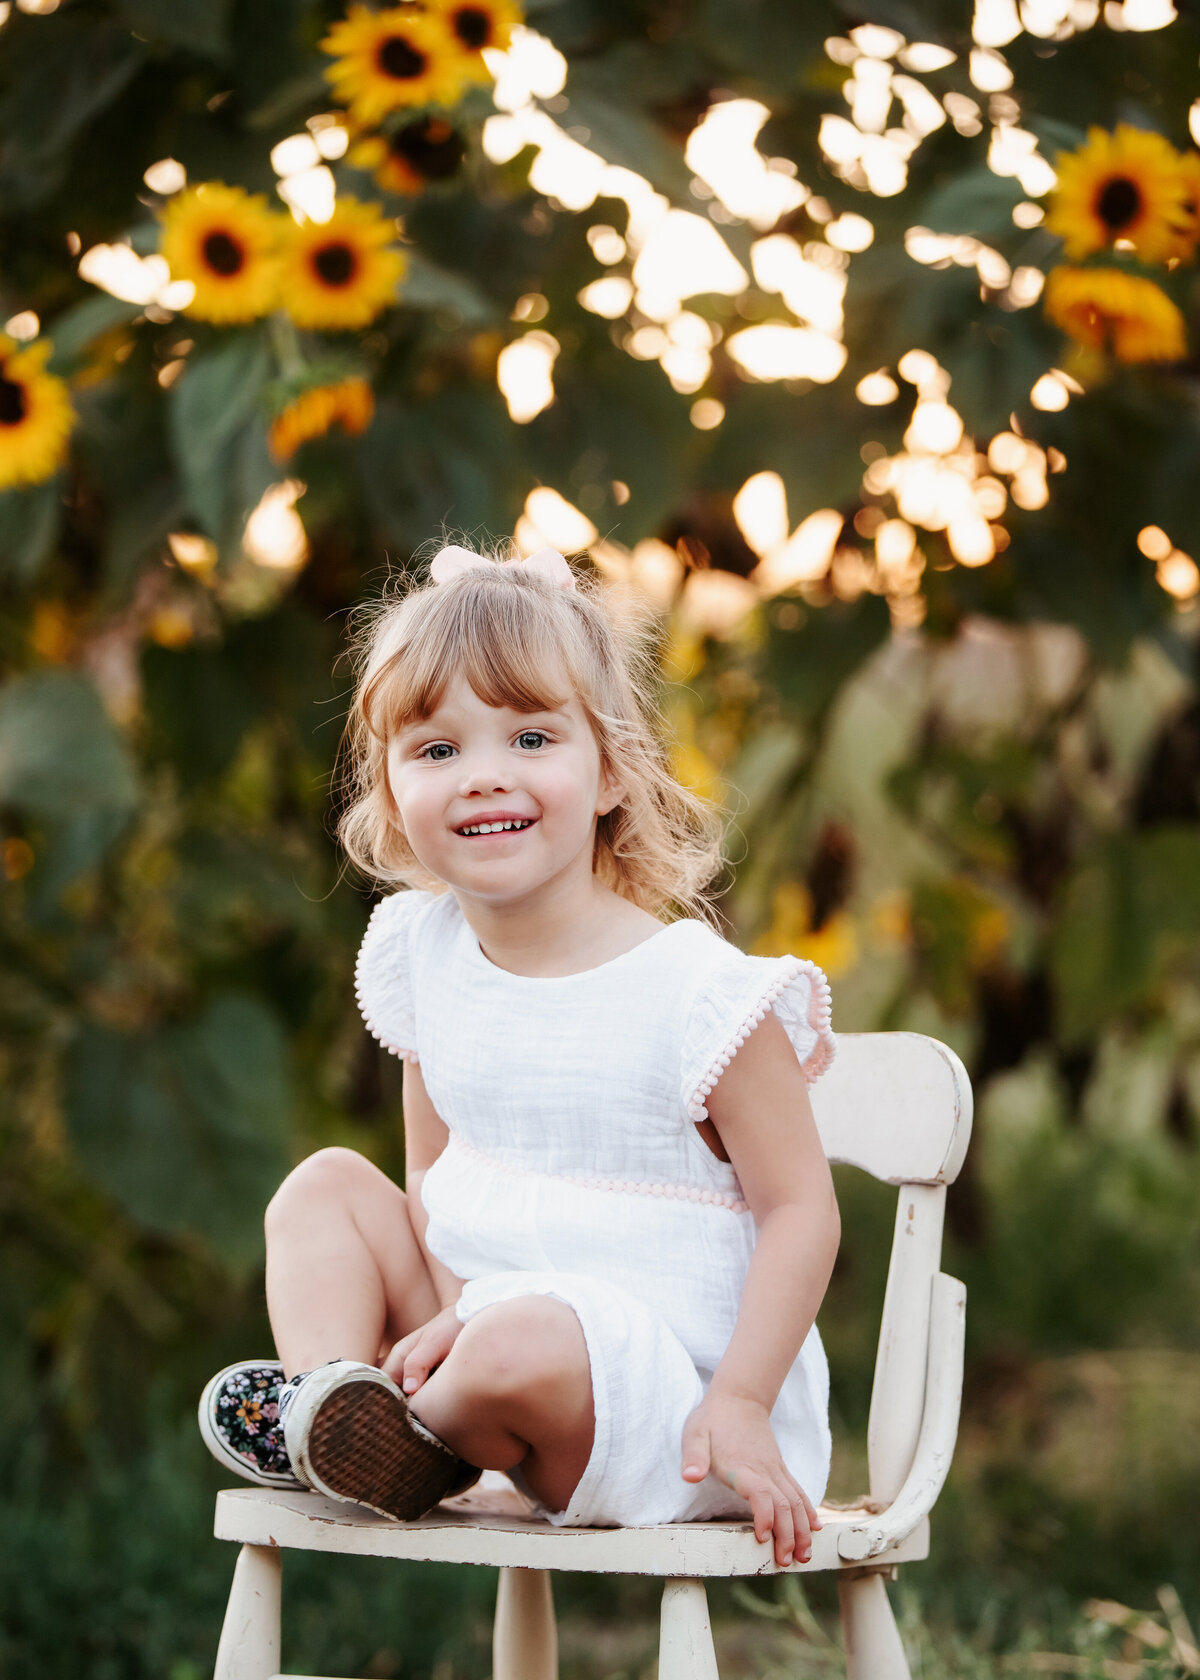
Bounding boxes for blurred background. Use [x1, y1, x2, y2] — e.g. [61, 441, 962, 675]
[3, 0, 1200, 1674]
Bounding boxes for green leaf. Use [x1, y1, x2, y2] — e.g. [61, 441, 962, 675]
[916, 168, 1025, 240]
[115, 0, 233, 58]
[167, 332, 271, 539]
[1051, 828, 1200, 1041]
[556, 75, 697, 207]
[0, 481, 61, 585]
[704, 385, 872, 520]
[63, 994, 292, 1265]
[1025, 115, 1088, 162]
[45, 295, 143, 373]
[0, 669, 138, 823]
[401, 251, 498, 325]
[141, 641, 260, 785]
[0, 18, 145, 208]
[102, 479, 183, 595]
[764, 595, 892, 720]
[361, 386, 525, 547]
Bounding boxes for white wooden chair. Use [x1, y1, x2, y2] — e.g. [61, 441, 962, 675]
[210, 1031, 972, 1680]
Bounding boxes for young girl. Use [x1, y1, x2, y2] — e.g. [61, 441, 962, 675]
[199, 543, 839, 1569]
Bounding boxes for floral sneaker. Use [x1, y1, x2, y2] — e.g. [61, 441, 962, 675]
[282, 1359, 480, 1520]
[199, 1359, 304, 1489]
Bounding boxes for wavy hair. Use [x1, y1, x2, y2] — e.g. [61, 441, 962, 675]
[337, 551, 725, 921]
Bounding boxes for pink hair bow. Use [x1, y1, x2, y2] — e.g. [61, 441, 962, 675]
[428, 544, 576, 591]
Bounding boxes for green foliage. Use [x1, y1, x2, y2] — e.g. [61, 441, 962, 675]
[64, 993, 291, 1263]
[167, 331, 273, 541]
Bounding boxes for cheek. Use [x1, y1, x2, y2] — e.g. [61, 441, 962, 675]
[544, 757, 605, 824]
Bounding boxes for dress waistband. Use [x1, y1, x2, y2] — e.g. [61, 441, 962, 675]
[447, 1134, 750, 1215]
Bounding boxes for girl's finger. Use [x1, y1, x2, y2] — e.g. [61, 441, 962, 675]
[782, 1468, 822, 1532]
[401, 1333, 439, 1393]
[791, 1493, 813, 1561]
[746, 1483, 773, 1546]
[772, 1496, 796, 1568]
[382, 1334, 417, 1382]
[680, 1417, 711, 1482]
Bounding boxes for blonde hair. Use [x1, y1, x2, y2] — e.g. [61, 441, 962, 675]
[338, 553, 725, 921]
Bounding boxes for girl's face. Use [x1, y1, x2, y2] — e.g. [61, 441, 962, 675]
[385, 671, 623, 906]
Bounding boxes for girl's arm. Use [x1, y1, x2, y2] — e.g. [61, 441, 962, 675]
[401, 1059, 462, 1310]
[681, 1009, 841, 1567]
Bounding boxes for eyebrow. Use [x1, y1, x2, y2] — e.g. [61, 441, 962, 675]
[396, 703, 572, 738]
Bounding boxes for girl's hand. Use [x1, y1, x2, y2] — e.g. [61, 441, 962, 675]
[383, 1304, 463, 1394]
[680, 1393, 821, 1568]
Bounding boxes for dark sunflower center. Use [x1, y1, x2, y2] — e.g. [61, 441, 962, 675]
[0, 374, 26, 426]
[313, 242, 358, 287]
[453, 6, 492, 48]
[391, 115, 466, 180]
[1096, 176, 1142, 230]
[203, 230, 246, 276]
[378, 35, 427, 79]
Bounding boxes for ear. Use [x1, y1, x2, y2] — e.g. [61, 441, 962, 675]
[595, 758, 625, 818]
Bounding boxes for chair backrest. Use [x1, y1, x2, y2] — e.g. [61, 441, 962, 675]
[809, 1032, 973, 1505]
[809, 1031, 972, 1186]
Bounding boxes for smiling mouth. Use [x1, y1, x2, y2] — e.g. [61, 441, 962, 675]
[455, 818, 536, 837]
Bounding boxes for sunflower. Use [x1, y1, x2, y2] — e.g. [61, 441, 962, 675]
[426, 0, 522, 82]
[282, 198, 406, 330]
[1044, 266, 1186, 363]
[0, 336, 75, 491]
[159, 182, 283, 322]
[1173, 149, 1200, 258]
[1045, 124, 1192, 265]
[321, 5, 465, 125]
[349, 114, 467, 196]
[268, 376, 375, 460]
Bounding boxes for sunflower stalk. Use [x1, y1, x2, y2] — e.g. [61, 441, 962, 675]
[268, 312, 308, 381]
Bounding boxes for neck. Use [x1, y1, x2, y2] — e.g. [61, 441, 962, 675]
[453, 863, 660, 978]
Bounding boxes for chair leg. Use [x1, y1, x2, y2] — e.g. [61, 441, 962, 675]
[213, 1544, 282, 1680]
[659, 1579, 719, 1680]
[493, 1566, 557, 1680]
[838, 1570, 910, 1680]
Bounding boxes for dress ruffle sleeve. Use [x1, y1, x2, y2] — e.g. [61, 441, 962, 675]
[681, 951, 835, 1122]
[353, 891, 428, 1062]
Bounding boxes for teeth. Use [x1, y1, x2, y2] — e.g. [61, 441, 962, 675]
[459, 819, 531, 836]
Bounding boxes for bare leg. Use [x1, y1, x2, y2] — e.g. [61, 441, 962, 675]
[264, 1147, 440, 1377]
[410, 1297, 595, 1512]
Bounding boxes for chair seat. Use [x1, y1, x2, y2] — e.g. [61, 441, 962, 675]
[214, 1484, 929, 1576]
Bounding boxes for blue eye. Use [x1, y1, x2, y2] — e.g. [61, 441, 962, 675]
[421, 743, 456, 761]
[516, 730, 547, 750]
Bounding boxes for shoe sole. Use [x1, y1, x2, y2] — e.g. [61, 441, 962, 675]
[198, 1360, 302, 1490]
[286, 1364, 478, 1521]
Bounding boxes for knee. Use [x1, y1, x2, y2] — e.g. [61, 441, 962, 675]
[452, 1299, 585, 1401]
[264, 1146, 372, 1234]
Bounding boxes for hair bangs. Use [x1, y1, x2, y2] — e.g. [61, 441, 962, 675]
[364, 573, 576, 737]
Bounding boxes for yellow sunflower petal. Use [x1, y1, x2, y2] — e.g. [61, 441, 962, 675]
[425, 0, 523, 83]
[0, 334, 75, 491]
[321, 5, 467, 125]
[268, 377, 375, 460]
[1044, 266, 1186, 363]
[159, 182, 284, 323]
[1045, 123, 1192, 265]
[282, 197, 406, 331]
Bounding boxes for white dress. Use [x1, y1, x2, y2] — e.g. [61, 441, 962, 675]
[355, 889, 837, 1528]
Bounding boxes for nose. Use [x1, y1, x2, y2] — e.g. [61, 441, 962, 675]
[457, 745, 513, 797]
